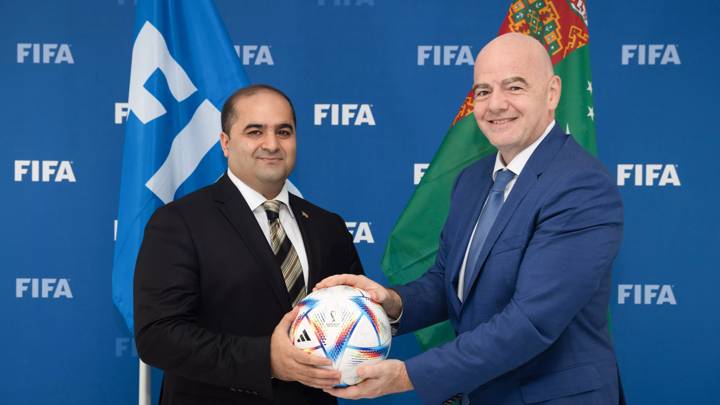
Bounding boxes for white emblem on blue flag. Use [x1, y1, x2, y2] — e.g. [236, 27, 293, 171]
[145, 99, 221, 204]
[128, 22, 197, 125]
[128, 21, 223, 203]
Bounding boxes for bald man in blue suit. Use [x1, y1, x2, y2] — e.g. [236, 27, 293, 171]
[317, 33, 623, 404]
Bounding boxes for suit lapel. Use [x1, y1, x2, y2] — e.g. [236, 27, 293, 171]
[212, 174, 291, 309]
[289, 195, 320, 288]
[460, 126, 569, 309]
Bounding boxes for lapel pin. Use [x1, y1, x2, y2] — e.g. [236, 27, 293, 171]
[301, 211, 309, 219]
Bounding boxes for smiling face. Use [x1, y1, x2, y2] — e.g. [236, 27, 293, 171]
[472, 33, 561, 164]
[220, 90, 296, 199]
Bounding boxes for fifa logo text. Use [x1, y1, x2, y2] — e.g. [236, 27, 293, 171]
[417, 46, 473, 66]
[621, 44, 681, 65]
[16, 278, 73, 299]
[616, 164, 680, 186]
[17, 43, 74, 64]
[314, 104, 376, 126]
[618, 284, 676, 305]
[14, 160, 76, 182]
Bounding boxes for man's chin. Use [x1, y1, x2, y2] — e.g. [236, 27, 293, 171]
[482, 133, 515, 148]
[257, 172, 289, 185]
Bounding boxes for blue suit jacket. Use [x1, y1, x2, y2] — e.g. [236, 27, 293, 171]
[394, 126, 623, 404]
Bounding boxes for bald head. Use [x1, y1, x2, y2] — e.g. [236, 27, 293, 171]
[471, 33, 562, 164]
[475, 33, 554, 82]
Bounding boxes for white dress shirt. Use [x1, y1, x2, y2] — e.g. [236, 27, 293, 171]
[226, 169, 309, 286]
[457, 121, 556, 300]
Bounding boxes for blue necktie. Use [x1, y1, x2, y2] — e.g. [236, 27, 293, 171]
[462, 169, 515, 300]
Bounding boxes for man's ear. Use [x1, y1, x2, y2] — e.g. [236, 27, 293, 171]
[220, 132, 230, 156]
[548, 75, 562, 110]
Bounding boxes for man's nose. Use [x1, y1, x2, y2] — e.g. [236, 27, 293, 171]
[262, 133, 280, 151]
[487, 90, 508, 112]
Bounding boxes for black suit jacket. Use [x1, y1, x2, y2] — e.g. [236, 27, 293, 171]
[134, 174, 363, 405]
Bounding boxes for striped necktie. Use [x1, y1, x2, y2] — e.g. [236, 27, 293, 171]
[262, 200, 306, 306]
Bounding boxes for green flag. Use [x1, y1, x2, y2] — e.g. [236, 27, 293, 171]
[381, 0, 596, 350]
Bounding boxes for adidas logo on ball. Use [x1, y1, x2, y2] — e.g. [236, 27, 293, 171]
[296, 330, 312, 343]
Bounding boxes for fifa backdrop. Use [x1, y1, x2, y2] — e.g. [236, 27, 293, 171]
[2, 1, 718, 404]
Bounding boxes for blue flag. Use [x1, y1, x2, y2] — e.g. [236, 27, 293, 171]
[113, 0, 249, 333]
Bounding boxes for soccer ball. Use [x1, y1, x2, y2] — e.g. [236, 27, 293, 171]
[289, 285, 392, 387]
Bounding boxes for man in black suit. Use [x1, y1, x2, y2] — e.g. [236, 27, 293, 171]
[134, 84, 363, 405]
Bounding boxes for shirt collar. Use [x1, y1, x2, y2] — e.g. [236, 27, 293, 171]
[226, 169, 294, 218]
[493, 120, 555, 180]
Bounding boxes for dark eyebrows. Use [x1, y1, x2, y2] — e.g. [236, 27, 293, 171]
[276, 123, 294, 131]
[242, 123, 295, 132]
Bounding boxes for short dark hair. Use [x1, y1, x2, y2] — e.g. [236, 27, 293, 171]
[220, 84, 297, 134]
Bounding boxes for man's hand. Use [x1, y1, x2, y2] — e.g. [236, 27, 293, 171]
[314, 274, 403, 319]
[323, 359, 413, 399]
[270, 307, 341, 389]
